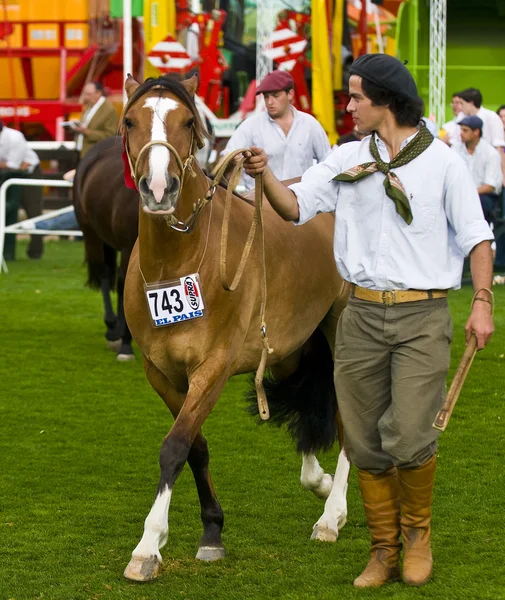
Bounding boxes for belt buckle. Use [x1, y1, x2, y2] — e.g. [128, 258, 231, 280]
[382, 290, 396, 306]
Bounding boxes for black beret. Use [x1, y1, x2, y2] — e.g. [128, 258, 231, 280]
[349, 54, 420, 101]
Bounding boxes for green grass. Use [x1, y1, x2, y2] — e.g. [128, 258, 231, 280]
[1, 240, 504, 600]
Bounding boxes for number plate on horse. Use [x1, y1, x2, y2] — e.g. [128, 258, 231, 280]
[145, 273, 205, 327]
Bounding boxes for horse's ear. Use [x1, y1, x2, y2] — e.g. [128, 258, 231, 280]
[183, 74, 199, 97]
[125, 74, 140, 100]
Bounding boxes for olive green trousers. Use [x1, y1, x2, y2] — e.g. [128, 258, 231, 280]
[334, 297, 453, 473]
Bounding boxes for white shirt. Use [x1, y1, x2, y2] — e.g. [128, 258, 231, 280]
[289, 132, 493, 291]
[477, 106, 505, 147]
[453, 138, 503, 195]
[441, 112, 464, 146]
[0, 126, 39, 172]
[224, 107, 331, 190]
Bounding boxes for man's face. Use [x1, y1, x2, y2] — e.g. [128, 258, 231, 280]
[499, 109, 505, 128]
[263, 89, 293, 119]
[459, 98, 475, 115]
[451, 96, 463, 116]
[460, 125, 480, 144]
[82, 83, 101, 107]
[346, 75, 387, 134]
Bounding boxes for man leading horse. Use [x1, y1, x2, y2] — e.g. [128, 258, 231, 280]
[243, 54, 494, 588]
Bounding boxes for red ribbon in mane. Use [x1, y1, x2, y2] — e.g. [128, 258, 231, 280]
[122, 136, 137, 190]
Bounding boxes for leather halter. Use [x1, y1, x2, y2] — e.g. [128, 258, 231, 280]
[124, 131, 215, 234]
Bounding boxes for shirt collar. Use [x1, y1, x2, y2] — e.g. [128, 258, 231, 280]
[374, 129, 419, 153]
[267, 105, 298, 124]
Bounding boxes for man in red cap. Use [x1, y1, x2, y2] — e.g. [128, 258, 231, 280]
[222, 69, 330, 191]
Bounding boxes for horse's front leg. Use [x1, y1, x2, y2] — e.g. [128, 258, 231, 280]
[311, 448, 351, 542]
[124, 362, 230, 582]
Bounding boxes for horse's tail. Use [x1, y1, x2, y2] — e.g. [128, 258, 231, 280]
[248, 328, 337, 454]
[85, 243, 117, 290]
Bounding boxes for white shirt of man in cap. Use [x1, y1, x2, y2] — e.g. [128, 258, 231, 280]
[242, 53, 494, 590]
[223, 70, 330, 191]
[454, 115, 502, 222]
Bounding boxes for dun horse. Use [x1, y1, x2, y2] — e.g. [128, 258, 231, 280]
[121, 75, 350, 581]
[73, 137, 139, 360]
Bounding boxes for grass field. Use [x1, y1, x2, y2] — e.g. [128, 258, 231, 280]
[1, 240, 504, 600]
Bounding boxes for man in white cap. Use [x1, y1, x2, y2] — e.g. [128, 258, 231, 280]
[222, 70, 330, 190]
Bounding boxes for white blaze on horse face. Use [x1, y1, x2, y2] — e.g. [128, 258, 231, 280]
[143, 97, 179, 203]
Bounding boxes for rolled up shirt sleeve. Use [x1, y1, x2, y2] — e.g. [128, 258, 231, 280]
[444, 155, 494, 256]
[289, 146, 342, 225]
[484, 148, 503, 194]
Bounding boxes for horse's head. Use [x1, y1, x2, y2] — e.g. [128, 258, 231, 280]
[122, 74, 206, 216]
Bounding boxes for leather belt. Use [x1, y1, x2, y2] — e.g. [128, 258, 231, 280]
[352, 285, 448, 306]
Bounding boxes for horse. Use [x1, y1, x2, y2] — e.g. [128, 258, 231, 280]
[73, 136, 139, 360]
[121, 74, 351, 581]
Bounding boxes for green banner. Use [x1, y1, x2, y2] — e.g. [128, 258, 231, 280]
[110, 0, 144, 18]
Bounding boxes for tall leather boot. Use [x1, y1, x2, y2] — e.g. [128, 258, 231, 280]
[397, 455, 436, 586]
[353, 467, 401, 588]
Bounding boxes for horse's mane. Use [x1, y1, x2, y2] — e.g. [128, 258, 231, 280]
[121, 76, 208, 149]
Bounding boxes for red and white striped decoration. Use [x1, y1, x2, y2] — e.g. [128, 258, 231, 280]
[146, 36, 198, 74]
[262, 28, 308, 72]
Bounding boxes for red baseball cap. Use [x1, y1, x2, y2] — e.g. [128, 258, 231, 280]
[256, 70, 295, 95]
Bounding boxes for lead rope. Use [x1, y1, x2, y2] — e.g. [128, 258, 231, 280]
[213, 149, 273, 419]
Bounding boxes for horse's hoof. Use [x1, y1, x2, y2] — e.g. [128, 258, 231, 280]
[311, 525, 338, 543]
[195, 546, 226, 561]
[117, 352, 135, 362]
[123, 555, 160, 581]
[106, 339, 122, 352]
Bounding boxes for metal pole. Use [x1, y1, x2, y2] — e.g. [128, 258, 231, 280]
[123, 0, 133, 105]
[256, 0, 273, 84]
[429, 0, 447, 128]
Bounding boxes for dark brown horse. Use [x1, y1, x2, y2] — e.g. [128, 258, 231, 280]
[73, 136, 139, 360]
[121, 75, 350, 581]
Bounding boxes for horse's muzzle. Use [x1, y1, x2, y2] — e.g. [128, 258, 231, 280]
[138, 175, 180, 214]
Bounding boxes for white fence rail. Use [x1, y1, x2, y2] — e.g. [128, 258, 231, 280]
[0, 178, 79, 274]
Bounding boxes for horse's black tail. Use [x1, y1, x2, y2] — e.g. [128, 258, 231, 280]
[248, 328, 337, 454]
[85, 243, 117, 290]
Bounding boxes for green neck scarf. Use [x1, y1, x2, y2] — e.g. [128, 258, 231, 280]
[333, 124, 434, 224]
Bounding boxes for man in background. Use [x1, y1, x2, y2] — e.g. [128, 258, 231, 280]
[454, 115, 502, 223]
[69, 81, 118, 158]
[0, 119, 42, 260]
[222, 70, 330, 191]
[439, 92, 464, 146]
[458, 88, 505, 149]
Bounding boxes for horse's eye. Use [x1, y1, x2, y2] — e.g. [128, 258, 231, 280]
[185, 118, 195, 129]
[123, 118, 134, 129]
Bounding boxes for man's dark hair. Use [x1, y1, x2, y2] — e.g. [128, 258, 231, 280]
[452, 91, 461, 99]
[0, 118, 3, 132]
[361, 77, 424, 127]
[497, 104, 505, 115]
[458, 88, 483, 108]
[91, 81, 105, 95]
